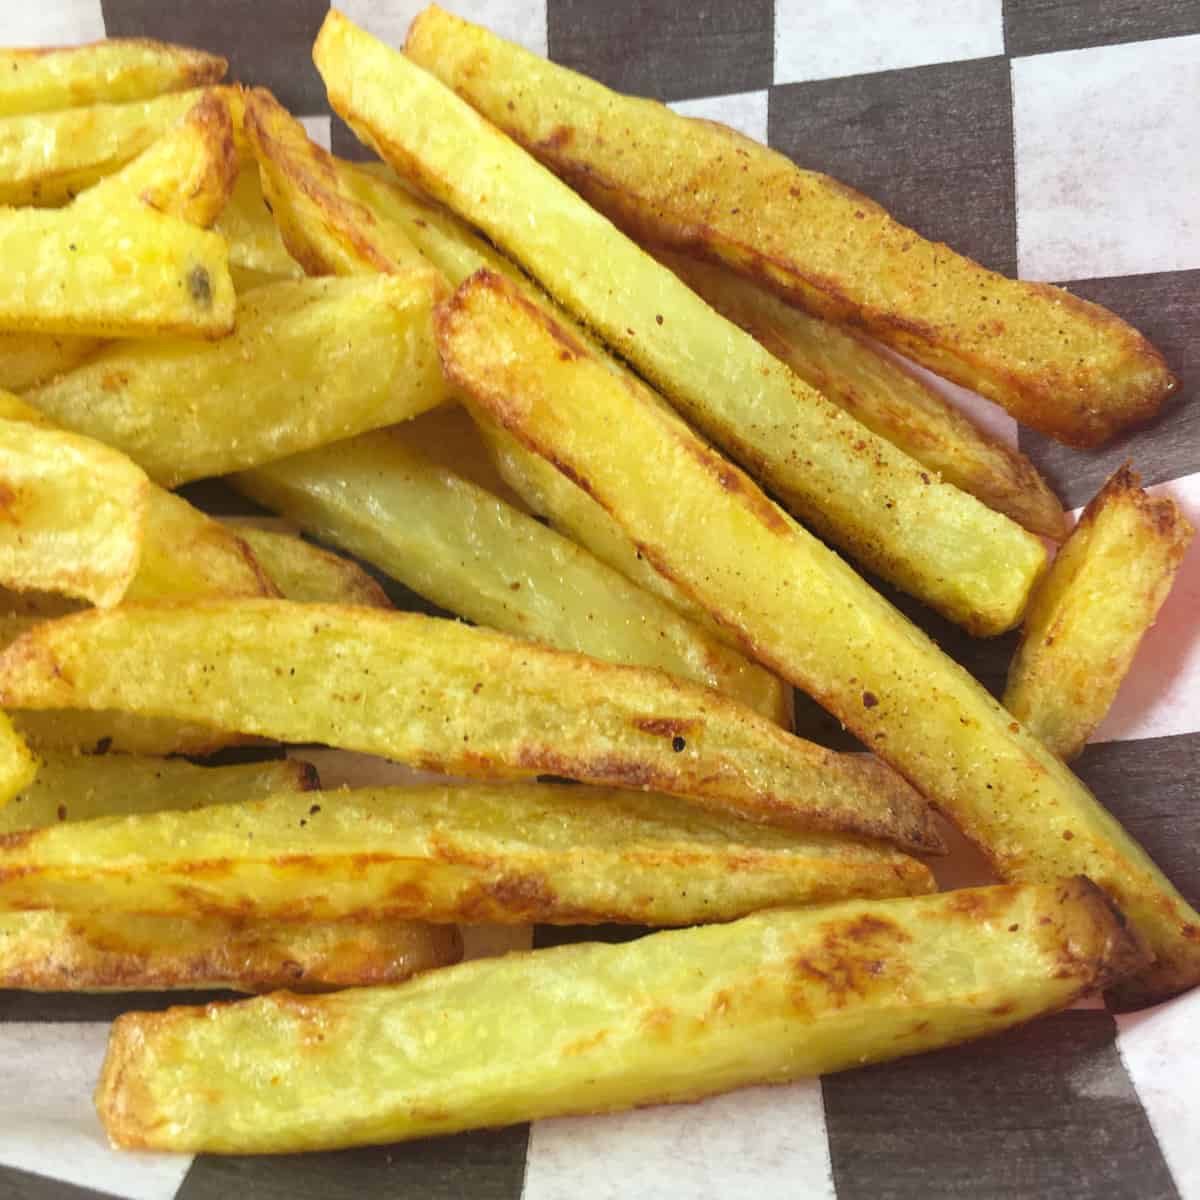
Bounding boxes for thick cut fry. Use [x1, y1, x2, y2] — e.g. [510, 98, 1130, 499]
[0, 600, 940, 852]
[435, 269, 1200, 1009]
[0, 709, 36, 808]
[406, 6, 1176, 449]
[0, 783, 933, 924]
[655, 248, 1069, 540]
[0, 909, 461, 994]
[1006, 467, 1194, 760]
[215, 157, 303, 282]
[0, 332, 100, 391]
[316, 11, 1046, 635]
[0, 418, 148, 608]
[10, 711, 244, 759]
[235, 428, 792, 726]
[76, 90, 237, 228]
[0, 752, 316, 833]
[228, 524, 391, 609]
[0, 200, 233, 339]
[0, 88, 205, 206]
[25, 273, 448, 486]
[94, 880, 1143, 1152]
[0, 40, 226, 118]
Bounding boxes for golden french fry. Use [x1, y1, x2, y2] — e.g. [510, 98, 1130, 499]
[24, 273, 448, 486]
[405, 5, 1176, 449]
[1006, 466, 1194, 759]
[0, 40, 225, 117]
[434, 268, 1200, 1008]
[0, 331, 101, 391]
[0, 600, 941, 852]
[0, 709, 35, 808]
[234, 426, 792, 726]
[9, 711, 247, 759]
[215, 156, 303, 282]
[316, 10, 1046, 635]
[94, 880, 1143, 1152]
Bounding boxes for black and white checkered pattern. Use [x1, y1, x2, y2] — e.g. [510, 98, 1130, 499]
[1, 2, 1198, 1196]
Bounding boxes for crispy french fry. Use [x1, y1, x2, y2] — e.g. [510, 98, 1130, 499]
[435, 268, 1200, 1008]
[1006, 466, 1195, 759]
[0, 88, 206, 206]
[215, 155, 304, 282]
[9, 711, 245, 758]
[234, 427, 793, 726]
[0, 600, 941, 852]
[228, 524, 391, 608]
[0, 709, 36, 808]
[0, 417, 148, 607]
[0, 331, 101, 391]
[405, 5, 1176, 450]
[0, 40, 225, 118]
[0, 782, 934, 923]
[94, 879, 1142, 1152]
[24, 273, 448, 486]
[654, 248, 1069, 540]
[0, 909, 461, 994]
[316, 10, 1047, 635]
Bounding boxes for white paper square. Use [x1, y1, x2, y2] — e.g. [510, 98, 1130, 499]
[300, 115, 332, 151]
[1, 0, 105, 44]
[774, 0, 1003, 86]
[336, 0, 547, 57]
[669, 90, 768, 146]
[1013, 35, 1200, 281]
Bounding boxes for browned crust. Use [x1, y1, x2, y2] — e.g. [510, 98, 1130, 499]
[1079, 462, 1195, 555]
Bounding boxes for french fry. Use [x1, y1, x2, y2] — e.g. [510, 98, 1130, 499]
[9, 711, 245, 759]
[228, 524, 391, 609]
[0, 709, 36, 808]
[654, 248, 1069, 540]
[0, 417, 148, 608]
[234, 427, 793, 726]
[315, 10, 1047, 636]
[0, 600, 941, 852]
[435, 269, 1200, 1008]
[94, 879, 1143, 1152]
[406, 5, 1177, 450]
[214, 156, 303, 283]
[0, 88, 206, 206]
[0, 331, 100, 391]
[1006, 466, 1194, 760]
[0, 909, 461, 994]
[0, 782, 934, 924]
[24, 273, 448, 486]
[0, 40, 226, 117]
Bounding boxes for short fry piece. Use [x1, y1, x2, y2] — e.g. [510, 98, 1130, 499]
[0, 709, 36, 808]
[405, 5, 1176, 449]
[215, 157, 303, 282]
[94, 880, 1143, 1152]
[235, 428, 792, 726]
[0, 783, 933, 924]
[0, 40, 225, 117]
[0, 417, 148, 608]
[229, 524, 391, 609]
[10, 711, 246, 759]
[435, 269, 1200, 1008]
[0, 332, 101, 391]
[1006, 466, 1195, 759]
[317, 10, 1046, 635]
[0, 600, 941, 852]
[25, 273, 448, 486]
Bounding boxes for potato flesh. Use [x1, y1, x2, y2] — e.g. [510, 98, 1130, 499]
[235, 427, 792, 726]
[94, 880, 1141, 1152]
[315, 11, 1046, 635]
[25, 273, 448, 487]
[405, 6, 1176, 450]
[0, 417, 148, 607]
[434, 270, 1200, 1008]
[0, 710, 36, 808]
[0, 600, 940, 851]
[9, 710, 245, 758]
[1006, 467, 1194, 760]
[0, 331, 101, 391]
[215, 158, 303, 281]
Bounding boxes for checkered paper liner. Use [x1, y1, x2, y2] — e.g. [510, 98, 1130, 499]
[1, 2, 1198, 1197]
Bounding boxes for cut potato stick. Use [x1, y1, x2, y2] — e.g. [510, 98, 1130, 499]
[654, 248, 1069, 540]
[234, 427, 792, 726]
[0, 783, 934, 923]
[0, 752, 316, 833]
[0, 709, 36, 808]
[9, 711, 247, 759]
[0, 417, 148, 608]
[406, 5, 1176, 449]
[435, 269, 1200, 1009]
[0, 909, 461, 994]
[94, 879, 1143, 1152]
[0, 88, 206, 206]
[316, 10, 1046, 635]
[0, 600, 941, 852]
[25, 273, 448, 486]
[215, 155, 303, 282]
[0, 332, 101, 391]
[0, 40, 226, 118]
[1006, 466, 1195, 759]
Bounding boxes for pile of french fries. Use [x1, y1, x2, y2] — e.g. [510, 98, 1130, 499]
[0, 9, 1194, 1156]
